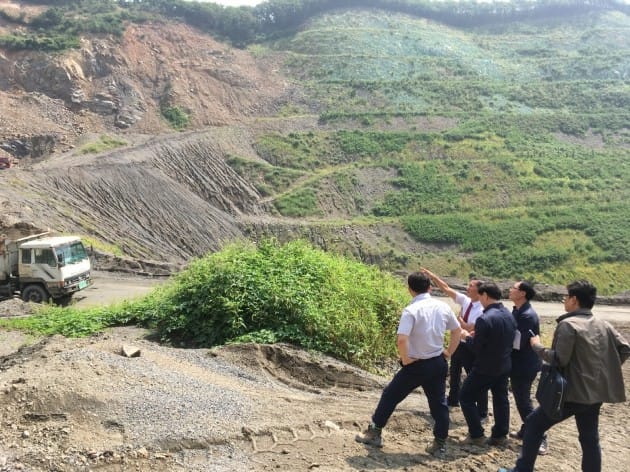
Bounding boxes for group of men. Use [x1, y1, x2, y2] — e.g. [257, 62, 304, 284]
[355, 269, 629, 472]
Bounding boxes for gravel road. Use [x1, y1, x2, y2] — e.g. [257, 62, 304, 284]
[440, 296, 630, 323]
[77, 273, 630, 322]
[72, 271, 167, 308]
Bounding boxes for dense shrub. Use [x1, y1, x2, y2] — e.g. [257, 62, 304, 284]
[373, 163, 460, 216]
[472, 247, 571, 279]
[149, 240, 407, 368]
[402, 213, 542, 251]
[161, 106, 190, 130]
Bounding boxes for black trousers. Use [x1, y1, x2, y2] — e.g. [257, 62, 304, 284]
[448, 343, 488, 417]
[372, 355, 450, 440]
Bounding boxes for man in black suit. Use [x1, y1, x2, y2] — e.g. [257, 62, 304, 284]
[459, 282, 516, 446]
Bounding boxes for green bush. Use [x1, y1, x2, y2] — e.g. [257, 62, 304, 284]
[0, 33, 80, 51]
[161, 106, 190, 130]
[150, 240, 407, 368]
[226, 156, 306, 197]
[472, 247, 571, 279]
[373, 163, 460, 216]
[0, 299, 156, 338]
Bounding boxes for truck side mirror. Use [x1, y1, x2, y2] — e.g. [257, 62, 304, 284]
[57, 254, 65, 267]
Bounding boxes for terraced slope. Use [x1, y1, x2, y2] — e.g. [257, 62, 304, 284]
[0, 7, 628, 294]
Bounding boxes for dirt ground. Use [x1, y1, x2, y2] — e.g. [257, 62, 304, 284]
[0, 277, 629, 471]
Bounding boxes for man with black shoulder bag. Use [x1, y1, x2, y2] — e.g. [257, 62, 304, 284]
[498, 280, 630, 472]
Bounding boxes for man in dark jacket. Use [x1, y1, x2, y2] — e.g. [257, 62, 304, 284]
[459, 282, 516, 446]
[498, 280, 630, 472]
[507, 281, 547, 454]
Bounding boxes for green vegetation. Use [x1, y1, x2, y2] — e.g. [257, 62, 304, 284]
[1, 2, 627, 369]
[2, 240, 408, 369]
[119, 0, 630, 48]
[274, 187, 321, 217]
[246, 10, 629, 294]
[226, 156, 306, 197]
[0, 1, 149, 51]
[13, 2, 617, 292]
[0, 33, 80, 51]
[79, 135, 127, 154]
[243, 125, 628, 293]
[161, 106, 190, 130]
[80, 236, 123, 257]
[6, 1, 625, 52]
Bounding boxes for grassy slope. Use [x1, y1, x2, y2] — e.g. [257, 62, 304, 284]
[239, 9, 630, 295]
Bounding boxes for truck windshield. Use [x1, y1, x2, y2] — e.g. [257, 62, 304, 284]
[55, 241, 88, 265]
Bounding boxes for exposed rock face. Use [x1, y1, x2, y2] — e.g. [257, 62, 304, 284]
[0, 21, 290, 157]
[0, 51, 75, 98]
[1, 134, 58, 159]
[0, 47, 147, 132]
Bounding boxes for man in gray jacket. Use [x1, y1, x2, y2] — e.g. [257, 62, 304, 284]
[498, 280, 630, 472]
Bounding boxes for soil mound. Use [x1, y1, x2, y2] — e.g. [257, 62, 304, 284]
[0, 324, 628, 471]
[212, 343, 384, 393]
[0, 298, 35, 318]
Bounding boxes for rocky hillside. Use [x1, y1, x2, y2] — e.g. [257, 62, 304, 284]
[0, 10, 291, 264]
[0, 2, 629, 296]
[0, 17, 289, 154]
[0, 5, 431, 274]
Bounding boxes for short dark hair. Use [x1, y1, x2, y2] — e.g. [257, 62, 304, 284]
[478, 282, 502, 300]
[470, 279, 483, 289]
[517, 281, 536, 300]
[408, 272, 431, 294]
[567, 280, 597, 309]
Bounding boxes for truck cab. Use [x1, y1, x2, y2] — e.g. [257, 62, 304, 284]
[0, 234, 92, 304]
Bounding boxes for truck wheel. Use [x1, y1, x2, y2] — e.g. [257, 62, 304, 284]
[54, 294, 73, 307]
[22, 285, 50, 304]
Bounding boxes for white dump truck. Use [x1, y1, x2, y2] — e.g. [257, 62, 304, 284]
[0, 232, 92, 304]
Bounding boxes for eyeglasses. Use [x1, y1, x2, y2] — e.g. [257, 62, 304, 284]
[563, 294, 574, 301]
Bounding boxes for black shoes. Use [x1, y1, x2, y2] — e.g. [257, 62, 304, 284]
[486, 436, 508, 447]
[426, 438, 447, 456]
[509, 430, 523, 440]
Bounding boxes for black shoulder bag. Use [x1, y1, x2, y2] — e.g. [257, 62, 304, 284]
[535, 351, 567, 420]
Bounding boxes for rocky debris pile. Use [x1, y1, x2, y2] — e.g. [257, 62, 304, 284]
[0, 298, 35, 318]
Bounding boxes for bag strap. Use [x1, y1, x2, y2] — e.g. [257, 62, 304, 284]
[549, 327, 561, 369]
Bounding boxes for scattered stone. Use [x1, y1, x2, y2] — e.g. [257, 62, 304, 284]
[121, 345, 141, 358]
[324, 420, 340, 431]
[135, 447, 149, 459]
